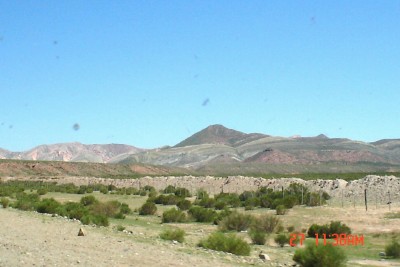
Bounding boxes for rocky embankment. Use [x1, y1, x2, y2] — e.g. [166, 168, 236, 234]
[2, 175, 399, 205]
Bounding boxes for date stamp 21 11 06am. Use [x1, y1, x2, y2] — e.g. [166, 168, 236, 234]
[289, 233, 364, 247]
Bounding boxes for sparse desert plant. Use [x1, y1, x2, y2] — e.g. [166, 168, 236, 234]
[162, 208, 186, 223]
[276, 205, 287, 215]
[37, 188, 48, 195]
[80, 195, 98, 206]
[196, 189, 209, 200]
[174, 187, 191, 198]
[188, 206, 218, 223]
[385, 239, 400, 258]
[160, 228, 185, 243]
[117, 225, 126, 232]
[198, 232, 251, 256]
[307, 221, 351, 238]
[177, 199, 192, 210]
[274, 233, 290, 247]
[251, 214, 282, 233]
[287, 226, 295, 232]
[36, 198, 61, 214]
[249, 229, 267, 245]
[293, 242, 346, 267]
[1, 197, 9, 208]
[218, 211, 254, 232]
[139, 202, 157, 215]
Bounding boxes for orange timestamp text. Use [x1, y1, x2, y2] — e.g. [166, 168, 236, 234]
[289, 233, 364, 247]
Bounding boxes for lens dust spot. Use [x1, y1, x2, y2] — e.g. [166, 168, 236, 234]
[72, 123, 80, 131]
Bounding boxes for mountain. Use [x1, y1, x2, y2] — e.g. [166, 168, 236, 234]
[113, 125, 400, 174]
[174, 124, 267, 147]
[2, 125, 400, 175]
[2, 143, 144, 163]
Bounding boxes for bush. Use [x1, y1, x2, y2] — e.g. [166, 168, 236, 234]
[195, 197, 215, 208]
[198, 232, 251, 256]
[117, 225, 126, 232]
[274, 233, 290, 247]
[13, 193, 40, 211]
[276, 205, 287, 215]
[36, 198, 61, 214]
[1, 197, 9, 208]
[162, 208, 186, 223]
[80, 195, 98, 206]
[196, 189, 209, 200]
[154, 194, 181, 205]
[160, 228, 185, 243]
[307, 221, 351, 238]
[188, 206, 218, 223]
[174, 187, 191, 198]
[139, 202, 157, 215]
[385, 239, 400, 258]
[37, 188, 48, 195]
[293, 243, 346, 267]
[251, 214, 282, 233]
[63, 202, 88, 220]
[218, 211, 254, 232]
[90, 200, 121, 217]
[177, 199, 192, 211]
[249, 230, 267, 245]
[163, 185, 176, 194]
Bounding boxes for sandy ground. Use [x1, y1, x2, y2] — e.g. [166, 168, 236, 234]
[0, 208, 236, 267]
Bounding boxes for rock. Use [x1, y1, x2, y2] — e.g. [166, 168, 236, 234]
[379, 251, 386, 257]
[78, 228, 85, 236]
[259, 252, 270, 261]
[172, 240, 178, 244]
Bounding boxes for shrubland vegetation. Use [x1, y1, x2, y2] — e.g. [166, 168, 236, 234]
[1, 179, 398, 265]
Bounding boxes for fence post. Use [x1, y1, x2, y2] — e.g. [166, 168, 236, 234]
[364, 189, 367, 211]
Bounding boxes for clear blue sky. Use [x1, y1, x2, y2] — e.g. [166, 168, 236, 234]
[1, 1, 399, 151]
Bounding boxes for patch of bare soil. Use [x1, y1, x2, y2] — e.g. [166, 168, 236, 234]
[0, 208, 235, 267]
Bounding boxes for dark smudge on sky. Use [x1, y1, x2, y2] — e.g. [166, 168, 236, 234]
[202, 98, 210, 106]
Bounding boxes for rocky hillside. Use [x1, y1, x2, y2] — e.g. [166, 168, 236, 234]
[115, 125, 400, 173]
[2, 125, 400, 174]
[0, 143, 143, 163]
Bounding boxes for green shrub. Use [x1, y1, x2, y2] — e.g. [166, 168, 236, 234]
[188, 206, 218, 223]
[218, 211, 254, 232]
[63, 202, 88, 220]
[160, 228, 185, 243]
[251, 214, 282, 233]
[195, 197, 215, 208]
[120, 203, 131, 214]
[274, 233, 290, 247]
[36, 198, 61, 214]
[276, 205, 287, 215]
[13, 193, 40, 211]
[163, 185, 176, 194]
[174, 187, 191, 198]
[385, 239, 400, 258]
[90, 200, 121, 217]
[162, 208, 186, 223]
[177, 199, 192, 211]
[293, 243, 346, 267]
[154, 194, 181, 205]
[198, 232, 250, 256]
[287, 226, 295, 232]
[249, 230, 267, 245]
[80, 195, 98, 206]
[307, 221, 351, 238]
[196, 189, 209, 200]
[37, 188, 48, 195]
[116, 225, 126, 231]
[139, 202, 157, 215]
[90, 214, 109, 226]
[1, 197, 9, 208]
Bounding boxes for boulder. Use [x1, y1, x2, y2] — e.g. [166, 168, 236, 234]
[78, 228, 85, 236]
[259, 252, 270, 261]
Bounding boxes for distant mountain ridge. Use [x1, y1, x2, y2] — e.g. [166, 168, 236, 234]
[0, 142, 143, 163]
[1, 124, 400, 174]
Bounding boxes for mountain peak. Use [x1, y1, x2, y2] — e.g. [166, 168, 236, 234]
[174, 124, 266, 147]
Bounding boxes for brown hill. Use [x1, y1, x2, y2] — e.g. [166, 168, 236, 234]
[174, 124, 267, 147]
